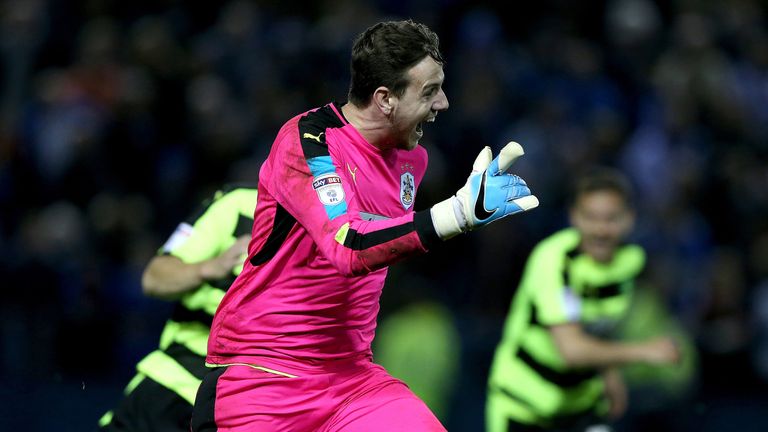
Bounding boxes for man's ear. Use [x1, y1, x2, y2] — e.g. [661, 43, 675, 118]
[373, 86, 393, 115]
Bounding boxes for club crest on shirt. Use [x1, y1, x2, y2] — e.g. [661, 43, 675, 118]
[312, 173, 345, 206]
[400, 171, 415, 210]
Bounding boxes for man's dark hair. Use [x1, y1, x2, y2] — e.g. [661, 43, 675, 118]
[348, 20, 444, 106]
[570, 167, 635, 208]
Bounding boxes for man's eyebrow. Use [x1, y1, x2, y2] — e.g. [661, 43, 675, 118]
[421, 83, 439, 94]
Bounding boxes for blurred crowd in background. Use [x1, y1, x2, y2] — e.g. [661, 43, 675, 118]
[1, 0, 767, 430]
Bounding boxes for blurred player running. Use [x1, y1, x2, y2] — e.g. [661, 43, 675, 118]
[486, 168, 680, 432]
[99, 185, 256, 431]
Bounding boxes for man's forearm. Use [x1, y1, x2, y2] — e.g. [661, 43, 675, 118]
[551, 323, 657, 369]
[142, 255, 206, 299]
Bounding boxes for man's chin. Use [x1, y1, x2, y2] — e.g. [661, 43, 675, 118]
[587, 245, 617, 263]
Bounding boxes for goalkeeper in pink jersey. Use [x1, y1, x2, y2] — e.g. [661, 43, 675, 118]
[191, 19, 539, 432]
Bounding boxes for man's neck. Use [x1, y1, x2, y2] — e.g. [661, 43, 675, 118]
[341, 102, 392, 151]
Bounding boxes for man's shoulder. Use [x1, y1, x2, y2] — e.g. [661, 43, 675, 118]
[521, 229, 577, 274]
[534, 228, 580, 254]
[299, 103, 346, 133]
[272, 103, 347, 154]
[613, 243, 646, 275]
[212, 186, 259, 216]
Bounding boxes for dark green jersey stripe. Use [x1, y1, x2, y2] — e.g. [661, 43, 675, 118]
[583, 282, 623, 299]
[208, 274, 238, 292]
[492, 383, 599, 429]
[163, 342, 209, 380]
[562, 245, 579, 288]
[530, 303, 540, 326]
[516, 347, 598, 388]
[490, 383, 539, 413]
[171, 303, 213, 327]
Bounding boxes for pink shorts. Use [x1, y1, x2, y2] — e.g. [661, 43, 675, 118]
[191, 358, 446, 431]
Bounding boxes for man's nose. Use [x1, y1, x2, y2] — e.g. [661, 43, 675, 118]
[433, 89, 449, 111]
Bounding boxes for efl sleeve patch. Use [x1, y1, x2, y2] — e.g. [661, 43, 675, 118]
[313, 173, 345, 205]
[304, 154, 348, 220]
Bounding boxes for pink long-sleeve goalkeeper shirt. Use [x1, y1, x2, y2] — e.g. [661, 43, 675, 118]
[207, 102, 440, 369]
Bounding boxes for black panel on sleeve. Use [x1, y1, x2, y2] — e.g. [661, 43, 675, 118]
[414, 210, 440, 250]
[249, 203, 297, 266]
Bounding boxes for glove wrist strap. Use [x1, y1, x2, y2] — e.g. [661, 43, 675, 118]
[430, 197, 465, 240]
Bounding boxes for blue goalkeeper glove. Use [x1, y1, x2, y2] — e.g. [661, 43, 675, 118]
[431, 142, 539, 239]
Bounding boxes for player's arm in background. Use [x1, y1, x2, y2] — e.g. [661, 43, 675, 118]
[526, 242, 681, 370]
[142, 190, 253, 300]
[549, 323, 680, 369]
[550, 322, 677, 421]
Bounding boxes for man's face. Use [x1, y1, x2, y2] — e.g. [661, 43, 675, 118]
[388, 56, 449, 150]
[570, 190, 634, 263]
